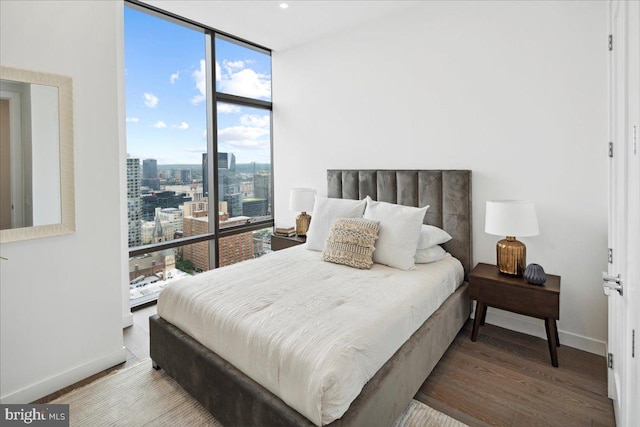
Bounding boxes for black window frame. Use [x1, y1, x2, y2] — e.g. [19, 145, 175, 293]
[125, 0, 274, 272]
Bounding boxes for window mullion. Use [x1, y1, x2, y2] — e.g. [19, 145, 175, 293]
[206, 31, 220, 270]
[215, 92, 272, 110]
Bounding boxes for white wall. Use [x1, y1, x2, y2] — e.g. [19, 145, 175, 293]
[0, 0, 126, 403]
[273, 1, 609, 354]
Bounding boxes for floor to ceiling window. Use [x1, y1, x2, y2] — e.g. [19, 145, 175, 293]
[124, 2, 273, 307]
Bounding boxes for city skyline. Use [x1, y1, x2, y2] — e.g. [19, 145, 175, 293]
[125, 5, 274, 305]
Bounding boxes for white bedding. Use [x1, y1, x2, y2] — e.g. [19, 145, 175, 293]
[157, 244, 464, 426]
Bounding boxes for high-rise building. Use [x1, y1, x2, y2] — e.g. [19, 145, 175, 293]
[183, 196, 208, 218]
[203, 151, 239, 203]
[219, 230, 255, 267]
[242, 198, 268, 217]
[141, 191, 191, 221]
[202, 153, 208, 196]
[142, 159, 160, 190]
[218, 152, 229, 169]
[182, 211, 255, 271]
[181, 215, 210, 271]
[254, 171, 270, 201]
[127, 158, 142, 247]
[224, 193, 243, 218]
[229, 153, 236, 173]
[180, 169, 191, 183]
[142, 159, 157, 179]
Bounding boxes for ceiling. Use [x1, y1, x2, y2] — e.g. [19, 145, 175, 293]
[141, 1, 419, 51]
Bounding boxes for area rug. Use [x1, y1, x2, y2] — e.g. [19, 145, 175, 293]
[52, 359, 466, 426]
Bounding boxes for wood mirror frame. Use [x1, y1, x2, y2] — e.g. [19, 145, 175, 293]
[0, 66, 75, 243]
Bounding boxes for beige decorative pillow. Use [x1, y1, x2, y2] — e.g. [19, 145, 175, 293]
[322, 218, 380, 269]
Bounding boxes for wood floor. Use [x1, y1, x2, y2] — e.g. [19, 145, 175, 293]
[417, 321, 615, 427]
[39, 303, 615, 427]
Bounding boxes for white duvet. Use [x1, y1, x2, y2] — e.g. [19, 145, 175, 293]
[157, 245, 463, 426]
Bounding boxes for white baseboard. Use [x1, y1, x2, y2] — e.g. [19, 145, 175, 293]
[122, 312, 133, 328]
[475, 307, 607, 357]
[0, 347, 127, 404]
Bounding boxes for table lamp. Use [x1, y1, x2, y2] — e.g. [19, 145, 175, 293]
[485, 200, 539, 276]
[289, 188, 316, 236]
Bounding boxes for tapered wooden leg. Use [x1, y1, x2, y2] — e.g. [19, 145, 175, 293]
[545, 318, 559, 367]
[554, 319, 560, 347]
[480, 303, 488, 326]
[471, 302, 485, 342]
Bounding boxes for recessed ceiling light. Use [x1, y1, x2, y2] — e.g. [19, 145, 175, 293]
[279, 3, 289, 9]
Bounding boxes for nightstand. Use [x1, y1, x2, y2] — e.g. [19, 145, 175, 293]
[469, 262, 561, 367]
[271, 234, 306, 251]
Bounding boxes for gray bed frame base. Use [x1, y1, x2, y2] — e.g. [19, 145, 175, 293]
[150, 285, 469, 426]
[150, 169, 472, 426]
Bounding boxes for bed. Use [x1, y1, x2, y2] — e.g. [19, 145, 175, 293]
[150, 169, 472, 426]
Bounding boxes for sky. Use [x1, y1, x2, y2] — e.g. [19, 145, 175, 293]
[124, 6, 272, 165]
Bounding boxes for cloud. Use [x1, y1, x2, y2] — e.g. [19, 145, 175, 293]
[218, 103, 241, 114]
[126, 117, 139, 123]
[191, 59, 206, 105]
[223, 60, 245, 73]
[176, 122, 189, 130]
[218, 68, 271, 100]
[226, 139, 270, 149]
[218, 125, 269, 148]
[153, 121, 167, 128]
[215, 62, 221, 82]
[240, 114, 270, 128]
[190, 95, 205, 105]
[170, 71, 180, 83]
[144, 92, 159, 108]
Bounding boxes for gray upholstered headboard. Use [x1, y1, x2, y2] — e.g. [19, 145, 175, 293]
[327, 170, 472, 280]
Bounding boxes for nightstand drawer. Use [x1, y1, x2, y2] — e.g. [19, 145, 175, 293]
[468, 263, 560, 320]
[470, 280, 559, 319]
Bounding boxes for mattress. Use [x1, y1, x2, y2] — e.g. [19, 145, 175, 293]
[157, 244, 464, 426]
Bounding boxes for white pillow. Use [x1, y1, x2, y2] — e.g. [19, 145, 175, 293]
[363, 196, 429, 270]
[306, 196, 367, 251]
[415, 245, 447, 264]
[417, 225, 452, 249]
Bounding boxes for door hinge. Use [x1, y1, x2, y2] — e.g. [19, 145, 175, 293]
[609, 142, 614, 158]
[608, 248, 613, 263]
[608, 352, 614, 369]
[609, 34, 613, 51]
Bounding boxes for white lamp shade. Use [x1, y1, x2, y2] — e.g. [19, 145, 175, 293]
[289, 188, 316, 212]
[485, 200, 539, 237]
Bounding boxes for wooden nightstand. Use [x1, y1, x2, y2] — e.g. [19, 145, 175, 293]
[469, 262, 561, 367]
[271, 234, 306, 251]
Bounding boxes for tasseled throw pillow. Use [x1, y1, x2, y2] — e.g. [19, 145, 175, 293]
[322, 218, 380, 269]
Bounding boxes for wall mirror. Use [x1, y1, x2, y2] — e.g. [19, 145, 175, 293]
[0, 66, 75, 242]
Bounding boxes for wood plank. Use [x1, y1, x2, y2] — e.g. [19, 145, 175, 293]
[457, 327, 609, 401]
[446, 351, 612, 425]
[418, 321, 615, 427]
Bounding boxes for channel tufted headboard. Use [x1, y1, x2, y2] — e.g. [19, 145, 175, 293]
[327, 170, 472, 280]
